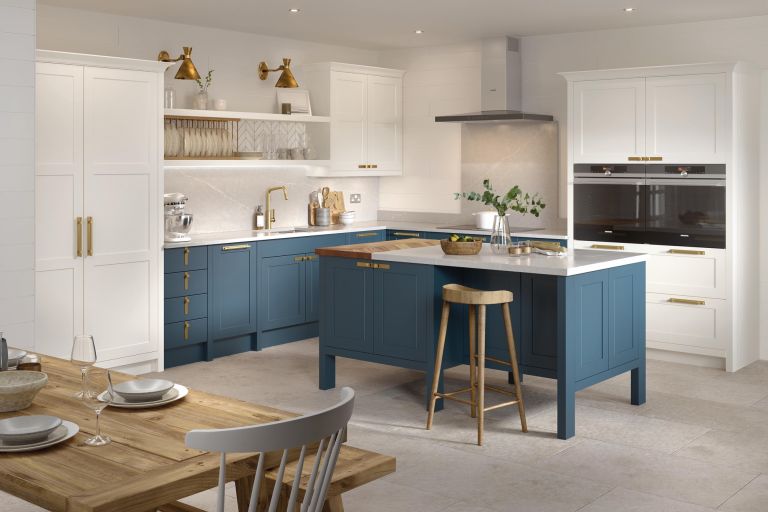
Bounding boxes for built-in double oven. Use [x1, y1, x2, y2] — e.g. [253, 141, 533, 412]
[574, 163, 726, 249]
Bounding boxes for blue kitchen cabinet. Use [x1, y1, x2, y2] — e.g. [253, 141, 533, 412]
[320, 257, 375, 353]
[257, 234, 347, 348]
[387, 229, 425, 240]
[425, 231, 490, 242]
[346, 230, 385, 244]
[260, 253, 307, 331]
[163, 247, 210, 368]
[208, 243, 258, 342]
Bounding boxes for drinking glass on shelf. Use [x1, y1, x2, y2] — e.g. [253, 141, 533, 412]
[81, 367, 113, 446]
[70, 335, 97, 398]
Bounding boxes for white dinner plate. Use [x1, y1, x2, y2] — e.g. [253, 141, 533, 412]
[98, 383, 189, 409]
[0, 421, 79, 453]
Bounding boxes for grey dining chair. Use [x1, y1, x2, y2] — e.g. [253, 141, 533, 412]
[185, 387, 355, 512]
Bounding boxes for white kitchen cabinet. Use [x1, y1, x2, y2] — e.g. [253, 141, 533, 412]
[646, 293, 728, 357]
[571, 78, 645, 163]
[645, 246, 726, 299]
[645, 74, 728, 164]
[302, 62, 404, 176]
[35, 52, 166, 371]
[568, 70, 729, 164]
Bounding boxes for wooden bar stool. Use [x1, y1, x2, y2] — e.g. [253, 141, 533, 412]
[426, 284, 527, 445]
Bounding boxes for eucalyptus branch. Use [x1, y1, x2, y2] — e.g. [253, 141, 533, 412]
[195, 70, 215, 92]
[454, 179, 546, 217]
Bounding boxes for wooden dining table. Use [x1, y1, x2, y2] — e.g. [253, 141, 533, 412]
[0, 356, 386, 512]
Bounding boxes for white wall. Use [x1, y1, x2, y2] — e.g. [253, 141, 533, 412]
[519, 15, 768, 359]
[378, 42, 481, 214]
[0, 0, 35, 350]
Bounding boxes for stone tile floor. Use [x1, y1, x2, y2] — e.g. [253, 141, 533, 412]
[4, 339, 768, 511]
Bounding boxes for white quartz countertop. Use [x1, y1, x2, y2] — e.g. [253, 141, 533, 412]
[164, 221, 567, 249]
[372, 245, 646, 276]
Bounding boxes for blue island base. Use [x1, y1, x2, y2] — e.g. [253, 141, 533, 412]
[318, 257, 646, 440]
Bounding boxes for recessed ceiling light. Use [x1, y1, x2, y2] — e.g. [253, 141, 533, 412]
[415, 29, 424, 34]
[289, 8, 300, 13]
[623, 7, 636, 13]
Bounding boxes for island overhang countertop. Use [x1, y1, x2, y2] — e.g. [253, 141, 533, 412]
[316, 240, 646, 277]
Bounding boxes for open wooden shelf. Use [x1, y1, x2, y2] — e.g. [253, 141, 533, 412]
[164, 108, 330, 123]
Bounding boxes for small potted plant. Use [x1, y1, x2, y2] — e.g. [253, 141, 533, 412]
[456, 179, 546, 254]
[193, 69, 214, 110]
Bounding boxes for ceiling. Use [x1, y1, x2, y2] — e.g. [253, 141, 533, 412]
[38, 0, 768, 49]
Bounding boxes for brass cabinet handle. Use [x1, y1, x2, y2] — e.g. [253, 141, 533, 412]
[76, 217, 83, 257]
[648, 156, 663, 161]
[184, 321, 190, 340]
[373, 263, 390, 270]
[591, 244, 624, 250]
[183, 247, 190, 265]
[305, 255, 317, 261]
[356, 261, 372, 268]
[294, 255, 305, 262]
[668, 249, 705, 256]
[184, 297, 190, 315]
[222, 244, 251, 251]
[668, 297, 705, 306]
[86, 216, 93, 256]
[628, 156, 643, 161]
[371, 164, 378, 169]
[392, 231, 420, 237]
[356, 232, 379, 238]
[183, 272, 189, 290]
[358, 164, 367, 169]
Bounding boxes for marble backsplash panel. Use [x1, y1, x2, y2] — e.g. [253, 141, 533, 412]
[165, 167, 379, 234]
[380, 121, 561, 229]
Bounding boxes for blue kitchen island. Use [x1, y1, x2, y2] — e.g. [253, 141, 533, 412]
[317, 240, 647, 440]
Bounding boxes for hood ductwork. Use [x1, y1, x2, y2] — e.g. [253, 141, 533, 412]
[435, 37, 554, 123]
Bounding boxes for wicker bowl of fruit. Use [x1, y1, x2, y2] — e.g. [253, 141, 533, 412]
[440, 234, 483, 255]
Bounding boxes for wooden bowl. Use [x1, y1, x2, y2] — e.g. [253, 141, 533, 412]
[440, 239, 483, 255]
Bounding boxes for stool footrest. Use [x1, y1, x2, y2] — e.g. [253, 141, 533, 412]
[483, 400, 522, 412]
[434, 384, 521, 410]
[472, 354, 514, 368]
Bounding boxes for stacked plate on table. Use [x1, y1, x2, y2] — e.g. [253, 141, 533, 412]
[102, 379, 189, 409]
[0, 415, 79, 452]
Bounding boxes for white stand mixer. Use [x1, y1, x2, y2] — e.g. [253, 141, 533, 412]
[164, 193, 193, 242]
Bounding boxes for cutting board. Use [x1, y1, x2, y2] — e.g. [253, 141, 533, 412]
[315, 239, 440, 260]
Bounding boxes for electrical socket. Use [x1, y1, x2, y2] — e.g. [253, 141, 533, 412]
[350, 193, 362, 204]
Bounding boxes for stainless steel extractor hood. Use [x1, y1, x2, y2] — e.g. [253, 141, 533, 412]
[435, 37, 554, 123]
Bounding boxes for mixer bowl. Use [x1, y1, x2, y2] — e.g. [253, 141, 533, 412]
[166, 213, 193, 234]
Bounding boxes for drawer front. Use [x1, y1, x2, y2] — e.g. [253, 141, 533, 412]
[164, 318, 208, 349]
[164, 294, 208, 324]
[646, 292, 727, 353]
[646, 247, 725, 299]
[165, 269, 207, 298]
[346, 230, 385, 244]
[387, 230, 424, 240]
[165, 246, 207, 273]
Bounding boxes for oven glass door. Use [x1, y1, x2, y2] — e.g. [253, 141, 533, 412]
[645, 179, 725, 248]
[574, 179, 646, 243]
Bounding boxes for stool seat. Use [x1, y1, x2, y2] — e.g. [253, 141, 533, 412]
[442, 284, 513, 305]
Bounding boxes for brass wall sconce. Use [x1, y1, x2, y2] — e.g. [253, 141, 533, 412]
[158, 47, 201, 80]
[258, 58, 299, 88]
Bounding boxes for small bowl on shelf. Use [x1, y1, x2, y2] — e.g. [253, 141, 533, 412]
[440, 238, 483, 256]
[0, 371, 48, 412]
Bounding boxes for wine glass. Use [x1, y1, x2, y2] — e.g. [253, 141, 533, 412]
[71, 335, 97, 398]
[81, 367, 113, 446]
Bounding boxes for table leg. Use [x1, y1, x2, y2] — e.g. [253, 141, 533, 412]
[235, 475, 255, 512]
[631, 362, 646, 406]
[319, 352, 336, 390]
[322, 495, 345, 512]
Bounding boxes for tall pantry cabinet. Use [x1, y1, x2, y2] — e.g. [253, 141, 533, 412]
[35, 51, 167, 372]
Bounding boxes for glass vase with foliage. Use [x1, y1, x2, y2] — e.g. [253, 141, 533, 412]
[455, 179, 546, 253]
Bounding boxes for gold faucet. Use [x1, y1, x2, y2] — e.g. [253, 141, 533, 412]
[266, 186, 288, 229]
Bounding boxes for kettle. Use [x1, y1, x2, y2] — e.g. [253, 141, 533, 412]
[0, 332, 7, 371]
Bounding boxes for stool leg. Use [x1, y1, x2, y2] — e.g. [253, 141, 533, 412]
[502, 303, 527, 433]
[476, 304, 486, 446]
[427, 300, 451, 430]
[468, 304, 477, 419]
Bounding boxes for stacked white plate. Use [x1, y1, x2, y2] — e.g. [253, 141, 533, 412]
[0, 415, 79, 452]
[339, 211, 356, 225]
[102, 379, 189, 409]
